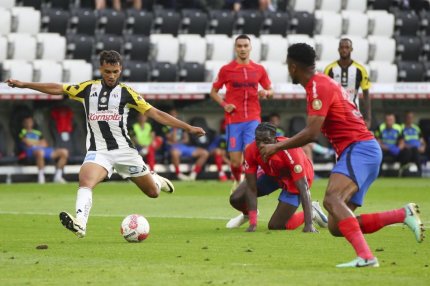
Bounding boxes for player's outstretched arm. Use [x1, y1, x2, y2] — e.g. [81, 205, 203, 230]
[5, 79, 63, 95]
[145, 107, 205, 137]
[295, 178, 317, 233]
[245, 173, 258, 232]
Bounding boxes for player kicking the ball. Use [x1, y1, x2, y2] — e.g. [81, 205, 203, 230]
[260, 43, 424, 267]
[226, 122, 328, 232]
[6, 50, 205, 238]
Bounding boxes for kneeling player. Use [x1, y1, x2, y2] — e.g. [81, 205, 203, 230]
[227, 123, 328, 232]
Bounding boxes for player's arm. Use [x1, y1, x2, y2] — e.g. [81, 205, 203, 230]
[295, 178, 317, 233]
[145, 107, 205, 137]
[261, 115, 325, 160]
[5, 79, 63, 95]
[258, 86, 274, 99]
[210, 87, 236, 113]
[245, 172, 258, 232]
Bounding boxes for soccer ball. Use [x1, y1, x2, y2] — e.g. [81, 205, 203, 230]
[121, 214, 150, 242]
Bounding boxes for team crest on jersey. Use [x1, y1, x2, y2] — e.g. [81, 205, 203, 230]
[100, 97, 108, 103]
[294, 164, 303, 173]
[312, 99, 322, 110]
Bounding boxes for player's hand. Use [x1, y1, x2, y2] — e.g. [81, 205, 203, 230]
[258, 89, 269, 99]
[223, 104, 236, 113]
[5, 79, 25, 88]
[303, 224, 318, 233]
[259, 143, 279, 162]
[188, 126, 206, 137]
[246, 224, 257, 232]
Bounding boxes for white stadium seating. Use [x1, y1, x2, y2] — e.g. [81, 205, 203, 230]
[368, 35, 396, 62]
[206, 34, 234, 61]
[33, 60, 63, 82]
[7, 33, 37, 60]
[260, 61, 290, 83]
[0, 8, 11, 35]
[316, 60, 332, 73]
[368, 10, 395, 37]
[342, 35, 369, 63]
[341, 11, 369, 37]
[260, 34, 288, 61]
[150, 34, 179, 63]
[317, 0, 342, 12]
[287, 34, 316, 48]
[2, 60, 33, 82]
[290, 0, 316, 13]
[314, 35, 339, 61]
[204, 60, 225, 82]
[0, 0, 15, 9]
[178, 34, 207, 64]
[0, 35, 7, 61]
[36, 33, 66, 61]
[315, 10, 343, 37]
[62, 60, 93, 83]
[369, 61, 398, 83]
[11, 7, 41, 35]
[343, 0, 367, 12]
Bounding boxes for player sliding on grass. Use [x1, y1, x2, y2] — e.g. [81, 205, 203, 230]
[260, 43, 424, 268]
[6, 50, 205, 238]
[226, 122, 328, 232]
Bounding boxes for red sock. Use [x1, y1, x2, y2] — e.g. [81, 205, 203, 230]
[174, 165, 180, 175]
[193, 164, 202, 174]
[285, 212, 304, 230]
[235, 202, 248, 215]
[338, 217, 374, 259]
[359, 208, 406, 234]
[147, 146, 155, 170]
[214, 153, 223, 172]
[231, 165, 242, 182]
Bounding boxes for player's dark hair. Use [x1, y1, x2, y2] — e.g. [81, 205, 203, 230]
[255, 122, 277, 138]
[235, 34, 251, 43]
[339, 38, 352, 47]
[287, 43, 316, 67]
[99, 50, 122, 66]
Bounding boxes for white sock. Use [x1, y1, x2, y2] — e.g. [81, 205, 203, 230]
[54, 169, 63, 180]
[151, 173, 162, 195]
[38, 169, 44, 177]
[75, 187, 92, 228]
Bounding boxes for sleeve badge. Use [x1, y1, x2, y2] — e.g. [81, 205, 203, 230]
[294, 164, 303, 173]
[312, 99, 322, 110]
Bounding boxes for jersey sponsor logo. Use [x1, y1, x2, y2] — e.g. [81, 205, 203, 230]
[90, 92, 97, 97]
[88, 111, 121, 121]
[294, 164, 303, 173]
[232, 82, 257, 88]
[312, 99, 322, 110]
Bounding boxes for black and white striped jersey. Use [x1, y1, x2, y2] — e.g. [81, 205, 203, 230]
[63, 80, 152, 151]
[324, 60, 371, 110]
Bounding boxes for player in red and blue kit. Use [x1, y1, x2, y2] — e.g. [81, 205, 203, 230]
[261, 43, 424, 268]
[210, 34, 273, 188]
[226, 122, 328, 233]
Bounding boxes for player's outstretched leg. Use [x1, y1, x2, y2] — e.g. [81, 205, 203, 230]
[404, 203, 425, 243]
[312, 201, 328, 228]
[336, 257, 379, 268]
[59, 211, 86, 238]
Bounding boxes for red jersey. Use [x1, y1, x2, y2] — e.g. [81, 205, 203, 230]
[244, 137, 314, 194]
[213, 60, 271, 124]
[305, 73, 374, 156]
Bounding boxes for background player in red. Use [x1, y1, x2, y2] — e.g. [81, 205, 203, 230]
[261, 43, 424, 268]
[210, 34, 273, 190]
[227, 122, 327, 232]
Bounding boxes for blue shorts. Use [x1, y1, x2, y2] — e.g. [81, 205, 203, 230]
[25, 146, 54, 159]
[171, 143, 196, 157]
[226, 120, 260, 152]
[332, 139, 382, 206]
[256, 174, 300, 207]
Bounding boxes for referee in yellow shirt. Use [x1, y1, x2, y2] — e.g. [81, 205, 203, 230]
[324, 38, 372, 128]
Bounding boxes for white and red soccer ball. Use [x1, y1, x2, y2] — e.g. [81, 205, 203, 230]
[121, 214, 150, 242]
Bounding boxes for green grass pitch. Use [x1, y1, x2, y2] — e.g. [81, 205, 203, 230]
[1, 178, 429, 285]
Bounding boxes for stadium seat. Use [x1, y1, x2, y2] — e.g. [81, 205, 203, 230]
[368, 0, 392, 10]
[98, 9, 126, 36]
[260, 34, 288, 61]
[66, 34, 95, 62]
[153, 9, 181, 36]
[368, 10, 395, 37]
[422, 35, 430, 59]
[290, 11, 315, 36]
[41, 8, 69, 36]
[262, 11, 289, 36]
[314, 35, 339, 61]
[70, 8, 97, 36]
[397, 61, 425, 82]
[235, 10, 264, 37]
[316, 60, 332, 72]
[122, 60, 150, 82]
[36, 33, 66, 61]
[178, 34, 206, 64]
[181, 9, 208, 36]
[341, 35, 369, 63]
[125, 9, 153, 36]
[395, 10, 420, 36]
[62, 60, 93, 83]
[124, 35, 150, 62]
[368, 35, 396, 62]
[343, 0, 367, 12]
[289, 0, 316, 13]
[95, 34, 124, 55]
[0, 8, 12, 35]
[47, 0, 71, 10]
[204, 60, 225, 82]
[260, 61, 289, 83]
[150, 62, 178, 82]
[317, 0, 342, 12]
[341, 11, 368, 37]
[7, 33, 37, 60]
[11, 7, 41, 35]
[421, 10, 430, 35]
[179, 62, 205, 82]
[0, 36, 7, 62]
[395, 36, 422, 61]
[315, 11, 342, 37]
[287, 34, 316, 48]
[32, 60, 63, 82]
[369, 61, 398, 83]
[150, 34, 179, 64]
[2, 60, 33, 82]
[19, 0, 42, 9]
[206, 34, 234, 61]
[208, 10, 235, 36]
[0, 0, 15, 9]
